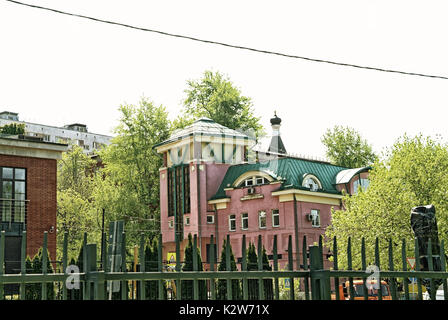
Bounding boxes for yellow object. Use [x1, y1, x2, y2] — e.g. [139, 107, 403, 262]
[167, 252, 177, 267]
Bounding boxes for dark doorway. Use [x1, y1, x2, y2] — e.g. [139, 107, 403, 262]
[4, 236, 22, 295]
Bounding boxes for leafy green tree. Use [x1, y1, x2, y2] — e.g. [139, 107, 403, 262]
[57, 145, 100, 261]
[176, 70, 264, 137]
[93, 98, 171, 244]
[181, 234, 207, 300]
[321, 125, 377, 168]
[217, 239, 241, 300]
[326, 134, 448, 270]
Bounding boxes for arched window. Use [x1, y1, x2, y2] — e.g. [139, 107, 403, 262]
[353, 178, 370, 194]
[302, 174, 321, 191]
[240, 176, 269, 187]
[233, 171, 274, 188]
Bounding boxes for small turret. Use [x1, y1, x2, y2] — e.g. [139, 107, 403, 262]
[268, 111, 287, 154]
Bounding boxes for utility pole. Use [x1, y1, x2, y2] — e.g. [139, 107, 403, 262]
[100, 208, 105, 270]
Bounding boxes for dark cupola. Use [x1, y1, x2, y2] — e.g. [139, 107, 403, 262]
[268, 111, 287, 154]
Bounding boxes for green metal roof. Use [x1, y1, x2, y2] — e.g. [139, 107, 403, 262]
[211, 157, 350, 200]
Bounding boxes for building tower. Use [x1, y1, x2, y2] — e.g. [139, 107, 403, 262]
[267, 112, 287, 155]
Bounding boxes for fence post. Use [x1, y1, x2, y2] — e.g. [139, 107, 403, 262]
[85, 243, 98, 300]
[0, 231, 5, 300]
[309, 245, 331, 300]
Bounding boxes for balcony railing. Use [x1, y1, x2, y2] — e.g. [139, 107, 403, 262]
[0, 199, 29, 234]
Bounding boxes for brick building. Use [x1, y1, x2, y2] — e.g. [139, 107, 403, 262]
[0, 135, 67, 282]
[155, 115, 370, 270]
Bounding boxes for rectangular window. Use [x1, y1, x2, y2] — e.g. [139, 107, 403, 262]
[229, 214, 236, 231]
[185, 216, 190, 226]
[167, 165, 191, 217]
[241, 213, 248, 230]
[206, 215, 215, 224]
[311, 209, 320, 228]
[258, 211, 267, 229]
[1, 167, 26, 223]
[245, 178, 254, 187]
[272, 209, 280, 227]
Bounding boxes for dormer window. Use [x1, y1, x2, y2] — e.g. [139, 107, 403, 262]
[233, 171, 274, 188]
[242, 176, 268, 187]
[353, 177, 370, 194]
[302, 174, 321, 192]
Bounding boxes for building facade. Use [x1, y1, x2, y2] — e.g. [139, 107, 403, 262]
[155, 115, 369, 270]
[0, 135, 67, 292]
[0, 111, 112, 154]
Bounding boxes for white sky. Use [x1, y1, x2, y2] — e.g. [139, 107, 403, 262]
[1, 0, 448, 159]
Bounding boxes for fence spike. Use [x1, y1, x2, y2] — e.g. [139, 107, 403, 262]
[361, 237, 368, 300]
[273, 235, 279, 300]
[388, 238, 398, 300]
[209, 235, 216, 300]
[414, 237, 423, 300]
[333, 236, 340, 300]
[288, 235, 294, 300]
[401, 238, 410, 300]
[0, 231, 4, 300]
[19, 231, 26, 300]
[242, 234, 248, 300]
[42, 232, 48, 300]
[139, 233, 146, 300]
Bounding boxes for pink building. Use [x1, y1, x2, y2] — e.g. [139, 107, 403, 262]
[154, 115, 369, 270]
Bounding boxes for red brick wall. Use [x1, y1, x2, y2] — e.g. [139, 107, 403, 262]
[0, 154, 57, 261]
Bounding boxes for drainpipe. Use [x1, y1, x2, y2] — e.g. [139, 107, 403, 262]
[293, 193, 300, 270]
[213, 204, 219, 258]
[196, 160, 202, 253]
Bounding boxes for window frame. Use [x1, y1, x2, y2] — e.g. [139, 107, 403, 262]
[310, 209, 320, 228]
[272, 209, 280, 228]
[206, 215, 215, 224]
[240, 176, 268, 188]
[229, 214, 236, 231]
[353, 177, 370, 194]
[302, 174, 322, 192]
[258, 210, 267, 229]
[241, 213, 249, 230]
[0, 167, 27, 224]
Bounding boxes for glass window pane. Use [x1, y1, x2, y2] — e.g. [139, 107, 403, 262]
[14, 202, 25, 223]
[259, 211, 266, 228]
[2, 199, 12, 222]
[242, 213, 248, 230]
[229, 215, 236, 231]
[14, 181, 25, 195]
[15, 168, 25, 180]
[2, 168, 13, 179]
[2, 181, 12, 198]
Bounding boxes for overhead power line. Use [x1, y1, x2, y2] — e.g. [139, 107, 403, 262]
[5, 0, 448, 80]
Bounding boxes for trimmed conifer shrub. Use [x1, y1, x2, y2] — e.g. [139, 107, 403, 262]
[181, 234, 207, 300]
[217, 239, 241, 300]
[24, 248, 55, 300]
